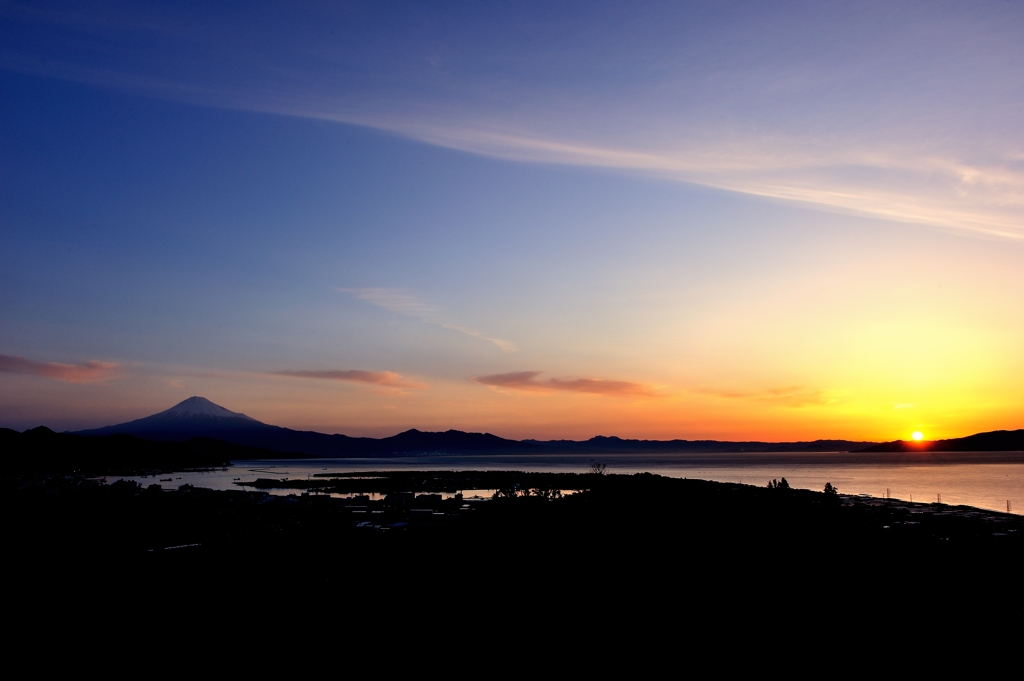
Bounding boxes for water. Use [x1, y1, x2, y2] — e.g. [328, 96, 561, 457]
[108, 451, 1024, 515]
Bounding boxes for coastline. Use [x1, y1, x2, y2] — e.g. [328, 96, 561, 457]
[6, 469, 1022, 610]
[99, 452, 1024, 516]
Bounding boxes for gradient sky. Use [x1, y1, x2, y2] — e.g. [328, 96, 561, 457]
[2, 1, 1023, 440]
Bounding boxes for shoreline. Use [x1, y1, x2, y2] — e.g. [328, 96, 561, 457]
[105, 454, 1023, 517]
[5, 468, 1023, 614]
[224, 449, 1024, 466]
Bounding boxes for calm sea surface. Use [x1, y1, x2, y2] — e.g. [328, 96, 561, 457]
[110, 451, 1024, 515]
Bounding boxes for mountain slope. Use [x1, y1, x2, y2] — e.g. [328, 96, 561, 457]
[79, 397, 1024, 458]
[74, 397, 530, 456]
[77, 396, 266, 436]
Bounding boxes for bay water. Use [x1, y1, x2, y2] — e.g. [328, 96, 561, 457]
[109, 450, 1024, 515]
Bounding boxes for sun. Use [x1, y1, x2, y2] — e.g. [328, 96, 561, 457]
[911, 431, 924, 441]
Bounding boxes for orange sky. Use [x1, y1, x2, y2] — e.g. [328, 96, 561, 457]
[3, 4, 1024, 440]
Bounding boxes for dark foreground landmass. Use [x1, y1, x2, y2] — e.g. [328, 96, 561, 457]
[6, 467, 1022, 626]
[0, 426, 289, 474]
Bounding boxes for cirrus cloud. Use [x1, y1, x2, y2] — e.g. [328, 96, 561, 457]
[340, 288, 517, 353]
[473, 371, 656, 397]
[4, 3, 1024, 239]
[695, 385, 833, 407]
[0, 354, 121, 383]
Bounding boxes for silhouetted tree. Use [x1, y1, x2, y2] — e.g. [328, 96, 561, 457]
[823, 482, 838, 496]
[590, 462, 607, 476]
[530, 487, 561, 499]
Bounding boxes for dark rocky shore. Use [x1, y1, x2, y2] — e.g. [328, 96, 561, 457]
[5, 468, 1022, 622]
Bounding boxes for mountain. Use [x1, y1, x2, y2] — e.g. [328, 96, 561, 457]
[858, 429, 1024, 452]
[528, 435, 876, 453]
[73, 396, 890, 457]
[57, 397, 1024, 458]
[77, 396, 266, 437]
[75, 397, 530, 457]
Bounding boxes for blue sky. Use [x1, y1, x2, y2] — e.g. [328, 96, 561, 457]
[2, 2, 1023, 439]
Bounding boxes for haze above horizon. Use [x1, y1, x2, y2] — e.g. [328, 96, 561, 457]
[2, 1, 1023, 441]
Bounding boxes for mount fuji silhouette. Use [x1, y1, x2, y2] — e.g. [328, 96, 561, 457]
[75, 396, 528, 457]
[80, 396, 264, 434]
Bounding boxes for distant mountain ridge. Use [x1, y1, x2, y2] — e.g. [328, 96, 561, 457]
[529, 435, 876, 453]
[69, 396, 888, 457]
[75, 397, 529, 457]
[858, 429, 1024, 452]
[64, 397, 1024, 457]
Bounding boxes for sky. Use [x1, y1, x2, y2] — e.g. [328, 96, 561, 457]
[2, 1, 1023, 441]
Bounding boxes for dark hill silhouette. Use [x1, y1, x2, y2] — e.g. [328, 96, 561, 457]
[530, 435, 876, 453]
[859, 429, 1024, 452]
[75, 397, 531, 457]
[0, 426, 274, 474]
[72, 396, 888, 457]
[47, 395, 1024, 459]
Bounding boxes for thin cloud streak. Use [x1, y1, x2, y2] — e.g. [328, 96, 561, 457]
[0, 354, 121, 383]
[344, 288, 438, 318]
[276, 369, 426, 390]
[474, 371, 656, 397]
[4, 3, 1023, 238]
[44, 78, 1024, 239]
[695, 385, 833, 408]
[440, 323, 518, 354]
[328, 119, 1024, 240]
[341, 288, 517, 353]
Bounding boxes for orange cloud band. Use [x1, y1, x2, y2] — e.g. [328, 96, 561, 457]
[276, 369, 426, 389]
[473, 371, 655, 396]
[0, 354, 120, 383]
[695, 385, 832, 407]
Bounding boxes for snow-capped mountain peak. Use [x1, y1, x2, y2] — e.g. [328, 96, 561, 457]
[154, 396, 259, 422]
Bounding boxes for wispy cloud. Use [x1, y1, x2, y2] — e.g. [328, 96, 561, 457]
[344, 289, 438, 318]
[130, 93, 1024, 238]
[695, 385, 832, 407]
[340, 288, 517, 353]
[339, 120, 1024, 240]
[4, 4, 1024, 238]
[0, 354, 121, 383]
[276, 369, 425, 389]
[438, 323, 518, 354]
[474, 371, 656, 397]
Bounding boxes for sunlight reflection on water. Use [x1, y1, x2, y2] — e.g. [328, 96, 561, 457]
[108, 453, 1023, 515]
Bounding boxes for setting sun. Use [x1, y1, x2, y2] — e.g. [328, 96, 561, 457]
[912, 431, 924, 441]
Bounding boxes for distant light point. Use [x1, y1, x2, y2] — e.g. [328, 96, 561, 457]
[911, 431, 924, 441]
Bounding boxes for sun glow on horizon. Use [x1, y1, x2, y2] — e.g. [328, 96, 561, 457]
[912, 431, 924, 441]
